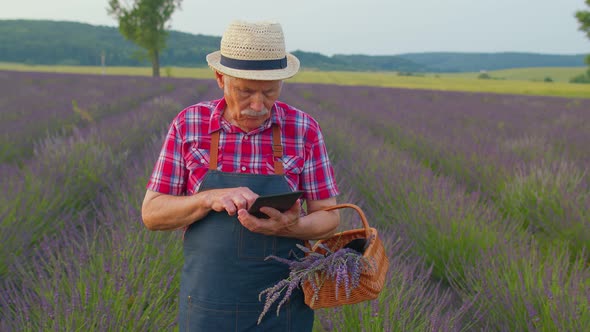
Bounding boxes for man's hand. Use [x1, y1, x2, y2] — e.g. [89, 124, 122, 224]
[143, 189, 339, 239]
[206, 187, 259, 216]
[142, 187, 259, 230]
[236, 201, 302, 236]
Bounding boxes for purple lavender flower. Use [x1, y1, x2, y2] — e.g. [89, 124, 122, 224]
[258, 243, 372, 323]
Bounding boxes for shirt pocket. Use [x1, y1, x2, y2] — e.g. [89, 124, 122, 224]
[282, 154, 304, 174]
[186, 147, 210, 170]
[265, 154, 303, 173]
[186, 147, 211, 192]
[280, 154, 304, 191]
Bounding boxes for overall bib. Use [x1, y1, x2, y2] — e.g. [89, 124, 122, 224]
[178, 125, 314, 331]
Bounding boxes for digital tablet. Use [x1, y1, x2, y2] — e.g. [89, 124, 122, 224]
[248, 191, 304, 219]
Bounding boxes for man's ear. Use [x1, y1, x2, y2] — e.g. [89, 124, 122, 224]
[215, 71, 224, 88]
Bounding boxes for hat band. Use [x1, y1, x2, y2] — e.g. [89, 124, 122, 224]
[220, 55, 287, 70]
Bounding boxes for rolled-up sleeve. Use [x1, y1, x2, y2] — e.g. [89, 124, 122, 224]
[301, 126, 339, 201]
[147, 118, 187, 196]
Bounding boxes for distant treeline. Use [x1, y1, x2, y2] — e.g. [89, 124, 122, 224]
[0, 20, 586, 73]
[0, 20, 219, 68]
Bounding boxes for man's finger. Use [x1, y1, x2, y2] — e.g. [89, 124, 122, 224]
[232, 196, 249, 211]
[259, 207, 282, 220]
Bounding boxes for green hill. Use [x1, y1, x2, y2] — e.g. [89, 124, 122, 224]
[0, 19, 587, 73]
[0, 19, 220, 67]
[398, 52, 586, 72]
[291, 51, 431, 72]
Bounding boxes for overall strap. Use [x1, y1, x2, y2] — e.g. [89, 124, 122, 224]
[208, 125, 284, 175]
[209, 130, 220, 170]
[272, 124, 284, 175]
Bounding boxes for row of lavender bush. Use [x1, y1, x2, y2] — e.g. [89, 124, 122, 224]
[0, 71, 190, 164]
[281, 85, 589, 331]
[1, 135, 480, 331]
[1, 137, 185, 331]
[284, 84, 590, 262]
[1, 72, 587, 331]
[317, 115, 588, 331]
[0, 75, 218, 281]
[1, 73, 477, 331]
[1, 74, 222, 330]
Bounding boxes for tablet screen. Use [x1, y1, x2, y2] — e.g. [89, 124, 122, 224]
[247, 191, 304, 219]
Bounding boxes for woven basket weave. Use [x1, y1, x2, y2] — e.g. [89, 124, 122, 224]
[302, 204, 389, 309]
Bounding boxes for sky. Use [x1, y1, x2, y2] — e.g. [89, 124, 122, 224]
[1, 0, 589, 56]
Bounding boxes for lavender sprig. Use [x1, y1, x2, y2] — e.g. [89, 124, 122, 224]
[257, 241, 373, 324]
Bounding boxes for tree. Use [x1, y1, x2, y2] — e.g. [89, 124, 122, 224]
[575, 1, 590, 73]
[107, 0, 182, 77]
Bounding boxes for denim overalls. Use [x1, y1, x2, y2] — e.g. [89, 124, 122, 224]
[178, 125, 314, 331]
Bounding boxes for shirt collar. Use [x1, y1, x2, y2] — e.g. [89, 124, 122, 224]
[208, 98, 285, 135]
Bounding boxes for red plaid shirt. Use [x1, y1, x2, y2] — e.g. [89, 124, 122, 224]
[147, 98, 339, 201]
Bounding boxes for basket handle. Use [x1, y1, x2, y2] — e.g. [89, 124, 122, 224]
[321, 203, 372, 239]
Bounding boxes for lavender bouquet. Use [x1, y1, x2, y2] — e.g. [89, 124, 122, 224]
[257, 240, 374, 324]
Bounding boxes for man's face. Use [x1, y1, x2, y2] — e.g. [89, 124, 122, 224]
[217, 73, 282, 132]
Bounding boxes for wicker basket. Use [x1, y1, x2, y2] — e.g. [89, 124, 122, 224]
[302, 204, 389, 309]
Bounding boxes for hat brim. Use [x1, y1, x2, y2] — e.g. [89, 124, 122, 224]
[206, 51, 300, 81]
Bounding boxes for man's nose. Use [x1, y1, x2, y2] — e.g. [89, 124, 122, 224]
[250, 93, 264, 111]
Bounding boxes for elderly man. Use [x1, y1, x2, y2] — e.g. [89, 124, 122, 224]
[142, 20, 340, 331]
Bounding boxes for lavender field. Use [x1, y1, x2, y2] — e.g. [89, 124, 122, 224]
[0, 70, 588, 331]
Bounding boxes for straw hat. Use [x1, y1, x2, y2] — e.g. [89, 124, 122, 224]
[206, 20, 300, 81]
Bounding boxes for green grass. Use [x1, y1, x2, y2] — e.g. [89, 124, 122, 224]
[1, 62, 589, 98]
[290, 70, 590, 98]
[0, 62, 212, 78]
[436, 67, 588, 82]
